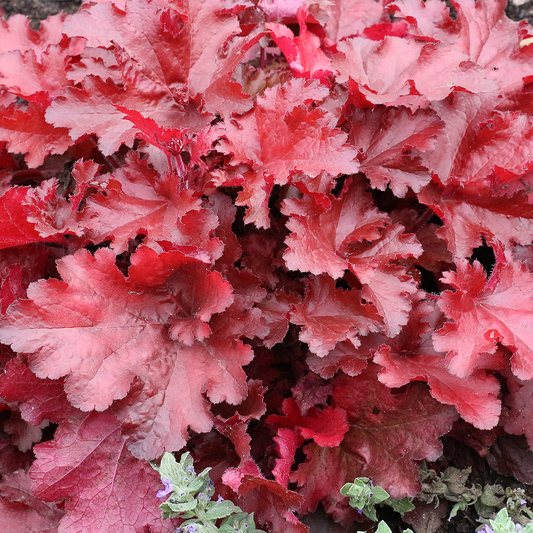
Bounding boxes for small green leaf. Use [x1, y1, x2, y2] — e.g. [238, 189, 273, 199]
[375, 521, 393, 533]
[219, 512, 261, 533]
[371, 486, 391, 505]
[203, 500, 242, 520]
[388, 497, 415, 514]
[161, 498, 197, 515]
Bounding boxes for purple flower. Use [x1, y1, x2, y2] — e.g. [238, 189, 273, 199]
[521, 499, 527, 506]
[157, 479, 173, 498]
[217, 495, 224, 503]
[481, 526, 494, 533]
[186, 525, 197, 533]
[515, 525, 523, 531]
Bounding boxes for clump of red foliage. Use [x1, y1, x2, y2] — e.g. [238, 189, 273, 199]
[0, 0, 532, 531]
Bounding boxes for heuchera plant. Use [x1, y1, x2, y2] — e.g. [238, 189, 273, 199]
[0, 0, 532, 532]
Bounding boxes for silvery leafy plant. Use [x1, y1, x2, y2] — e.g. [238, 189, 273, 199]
[153, 452, 264, 533]
[479, 508, 533, 533]
[341, 477, 415, 522]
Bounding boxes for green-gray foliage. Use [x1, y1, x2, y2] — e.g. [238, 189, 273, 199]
[345, 467, 533, 533]
[479, 508, 533, 533]
[374, 521, 414, 533]
[153, 452, 264, 533]
[418, 464, 533, 528]
[341, 477, 414, 521]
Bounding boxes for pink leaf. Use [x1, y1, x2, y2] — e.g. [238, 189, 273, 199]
[0, 470, 63, 533]
[30, 411, 171, 533]
[291, 366, 458, 521]
[219, 79, 359, 227]
[434, 256, 533, 380]
[290, 274, 381, 356]
[0, 246, 253, 459]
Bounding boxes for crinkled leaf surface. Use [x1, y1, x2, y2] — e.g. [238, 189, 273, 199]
[348, 106, 445, 196]
[219, 79, 359, 227]
[0, 470, 63, 533]
[80, 151, 221, 255]
[434, 256, 533, 380]
[222, 460, 306, 533]
[291, 366, 458, 520]
[0, 102, 73, 168]
[0, 180, 70, 249]
[30, 411, 171, 533]
[290, 274, 381, 356]
[283, 176, 390, 279]
[334, 36, 495, 106]
[0, 246, 254, 459]
[0, 357, 76, 426]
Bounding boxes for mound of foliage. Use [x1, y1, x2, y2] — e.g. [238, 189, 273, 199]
[0, 0, 532, 531]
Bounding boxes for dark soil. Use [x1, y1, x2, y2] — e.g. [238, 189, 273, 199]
[1, 0, 533, 532]
[0, 0, 82, 28]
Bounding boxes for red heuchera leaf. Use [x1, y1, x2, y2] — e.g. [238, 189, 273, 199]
[0, 180, 69, 249]
[418, 181, 533, 261]
[222, 460, 306, 533]
[219, 79, 359, 228]
[284, 179, 422, 337]
[333, 35, 495, 107]
[306, 338, 379, 379]
[272, 429, 303, 488]
[0, 102, 73, 167]
[62, 0, 192, 95]
[52, 0, 263, 151]
[268, 398, 349, 447]
[0, 246, 256, 459]
[0, 470, 63, 533]
[0, 357, 76, 426]
[80, 152, 222, 256]
[3, 412, 43, 453]
[290, 274, 381, 356]
[69, 159, 101, 212]
[433, 255, 533, 380]
[314, 0, 384, 42]
[45, 75, 206, 157]
[0, 14, 66, 58]
[0, 42, 82, 104]
[0, 244, 56, 312]
[213, 380, 267, 464]
[486, 435, 533, 485]
[283, 176, 390, 279]
[115, 106, 216, 185]
[256, 290, 300, 348]
[374, 301, 501, 430]
[502, 375, 533, 450]
[291, 366, 458, 520]
[267, 8, 333, 81]
[347, 106, 445, 196]
[290, 372, 334, 415]
[257, 0, 304, 21]
[0, 264, 23, 313]
[346, 224, 423, 337]
[391, 0, 526, 94]
[30, 411, 171, 533]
